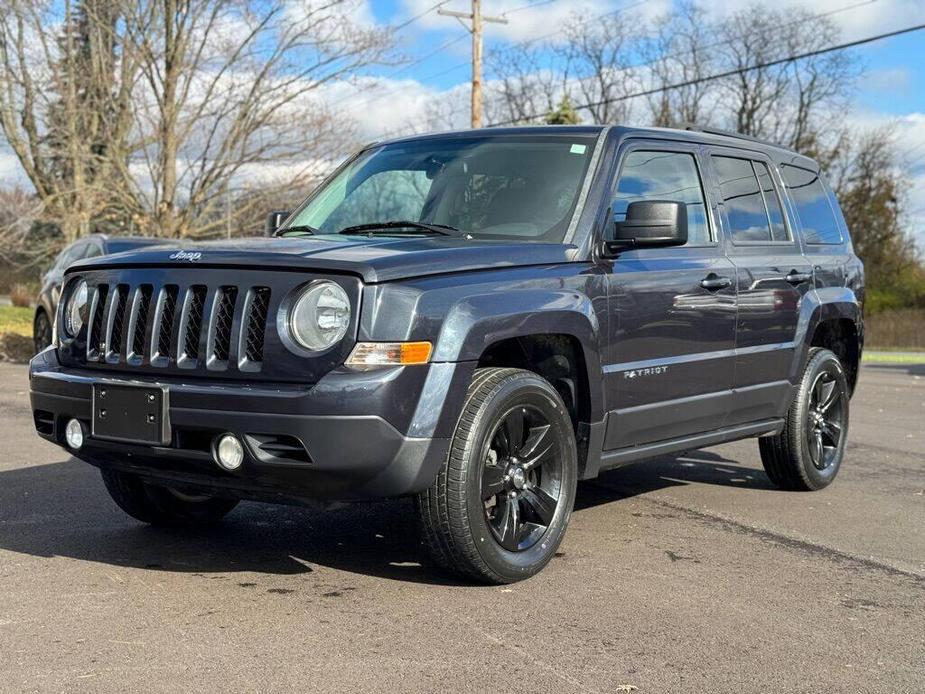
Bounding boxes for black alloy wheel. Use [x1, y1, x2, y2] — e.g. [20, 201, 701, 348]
[805, 370, 846, 470]
[481, 404, 563, 552]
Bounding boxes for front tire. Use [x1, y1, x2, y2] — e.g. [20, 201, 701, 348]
[416, 368, 578, 584]
[101, 469, 239, 526]
[759, 348, 850, 491]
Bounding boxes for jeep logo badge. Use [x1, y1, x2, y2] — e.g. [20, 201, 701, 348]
[169, 250, 202, 262]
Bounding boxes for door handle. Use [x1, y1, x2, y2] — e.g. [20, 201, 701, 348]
[700, 274, 732, 290]
[784, 271, 812, 285]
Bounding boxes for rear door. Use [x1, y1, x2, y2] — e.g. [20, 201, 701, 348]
[779, 164, 853, 291]
[601, 140, 737, 450]
[706, 148, 813, 425]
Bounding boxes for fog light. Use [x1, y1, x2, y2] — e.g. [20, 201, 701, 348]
[214, 433, 244, 471]
[65, 418, 84, 450]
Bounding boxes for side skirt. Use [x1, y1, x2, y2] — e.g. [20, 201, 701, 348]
[593, 419, 783, 474]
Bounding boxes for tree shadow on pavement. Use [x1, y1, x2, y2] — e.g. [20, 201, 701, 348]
[576, 448, 776, 510]
[0, 448, 775, 584]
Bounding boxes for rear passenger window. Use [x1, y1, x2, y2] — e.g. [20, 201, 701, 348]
[754, 162, 789, 241]
[781, 165, 843, 244]
[713, 156, 788, 243]
[612, 151, 712, 245]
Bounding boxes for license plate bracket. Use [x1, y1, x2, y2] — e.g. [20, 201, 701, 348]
[92, 383, 170, 445]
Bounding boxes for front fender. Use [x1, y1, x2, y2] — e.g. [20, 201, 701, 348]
[432, 288, 605, 421]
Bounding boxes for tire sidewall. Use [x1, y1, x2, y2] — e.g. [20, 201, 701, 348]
[462, 374, 578, 581]
[34, 311, 51, 353]
[795, 350, 850, 489]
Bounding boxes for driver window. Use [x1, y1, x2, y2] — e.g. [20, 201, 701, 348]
[611, 151, 712, 245]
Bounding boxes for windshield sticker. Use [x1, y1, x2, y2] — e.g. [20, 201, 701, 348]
[570, 144, 587, 154]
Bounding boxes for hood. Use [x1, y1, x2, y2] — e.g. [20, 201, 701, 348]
[69, 234, 578, 283]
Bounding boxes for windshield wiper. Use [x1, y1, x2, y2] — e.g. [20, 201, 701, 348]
[276, 224, 319, 237]
[337, 220, 469, 239]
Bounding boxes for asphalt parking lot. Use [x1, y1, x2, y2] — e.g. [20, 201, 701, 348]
[1, 361, 922, 693]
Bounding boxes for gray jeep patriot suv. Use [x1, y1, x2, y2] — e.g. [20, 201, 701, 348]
[30, 125, 863, 583]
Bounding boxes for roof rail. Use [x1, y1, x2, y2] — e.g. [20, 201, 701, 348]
[680, 123, 783, 149]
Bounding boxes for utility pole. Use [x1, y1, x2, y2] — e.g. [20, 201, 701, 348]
[438, 1, 508, 128]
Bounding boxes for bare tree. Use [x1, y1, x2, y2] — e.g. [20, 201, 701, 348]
[559, 14, 637, 125]
[0, 0, 136, 243]
[485, 12, 640, 126]
[0, 186, 46, 267]
[485, 43, 568, 126]
[714, 5, 858, 150]
[825, 128, 917, 279]
[116, 0, 391, 239]
[642, 2, 719, 128]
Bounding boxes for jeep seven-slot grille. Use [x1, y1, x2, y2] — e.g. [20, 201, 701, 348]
[211, 287, 237, 362]
[85, 282, 272, 372]
[183, 285, 207, 360]
[156, 285, 178, 358]
[88, 284, 108, 358]
[244, 287, 270, 362]
[130, 285, 153, 359]
[107, 285, 129, 360]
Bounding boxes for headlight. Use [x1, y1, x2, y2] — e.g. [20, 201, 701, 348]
[64, 280, 89, 338]
[287, 281, 350, 351]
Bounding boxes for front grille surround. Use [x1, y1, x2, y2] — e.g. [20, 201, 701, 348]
[62, 268, 360, 382]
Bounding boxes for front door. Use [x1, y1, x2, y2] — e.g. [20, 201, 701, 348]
[601, 142, 737, 451]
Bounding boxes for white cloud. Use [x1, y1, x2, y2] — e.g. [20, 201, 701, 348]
[858, 67, 912, 93]
[702, 0, 924, 41]
[399, 0, 671, 44]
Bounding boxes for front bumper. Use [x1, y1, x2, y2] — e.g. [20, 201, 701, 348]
[29, 349, 475, 503]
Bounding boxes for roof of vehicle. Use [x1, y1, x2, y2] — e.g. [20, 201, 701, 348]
[375, 124, 819, 171]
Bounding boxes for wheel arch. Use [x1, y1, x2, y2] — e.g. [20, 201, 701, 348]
[430, 290, 605, 480]
[797, 288, 863, 395]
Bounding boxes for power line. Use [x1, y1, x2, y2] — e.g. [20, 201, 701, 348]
[501, 0, 558, 18]
[391, 1, 450, 33]
[489, 22, 925, 127]
[357, 0, 881, 136]
[345, 0, 649, 118]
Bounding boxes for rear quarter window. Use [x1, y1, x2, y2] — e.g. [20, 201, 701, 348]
[781, 165, 843, 245]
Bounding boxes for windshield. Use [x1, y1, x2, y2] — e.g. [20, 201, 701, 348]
[285, 134, 599, 242]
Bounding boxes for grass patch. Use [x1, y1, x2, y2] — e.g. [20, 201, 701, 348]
[0, 305, 33, 338]
[863, 351, 925, 365]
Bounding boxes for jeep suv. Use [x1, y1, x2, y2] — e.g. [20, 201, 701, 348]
[30, 125, 863, 584]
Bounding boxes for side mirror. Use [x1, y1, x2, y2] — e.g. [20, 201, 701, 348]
[265, 210, 290, 236]
[601, 200, 687, 257]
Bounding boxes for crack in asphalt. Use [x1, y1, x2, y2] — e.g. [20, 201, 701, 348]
[590, 480, 925, 585]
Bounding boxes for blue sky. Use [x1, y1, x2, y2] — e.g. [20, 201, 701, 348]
[1, 0, 922, 240]
[344, 0, 925, 240]
[363, 0, 925, 107]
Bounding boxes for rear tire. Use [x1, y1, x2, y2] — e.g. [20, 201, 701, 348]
[33, 310, 52, 354]
[759, 348, 849, 491]
[101, 469, 239, 526]
[416, 367, 578, 584]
